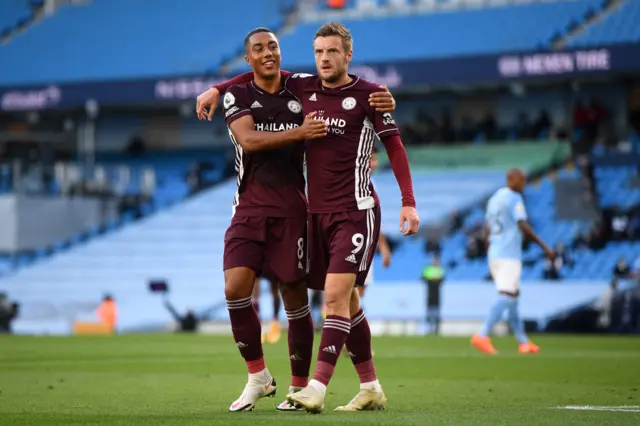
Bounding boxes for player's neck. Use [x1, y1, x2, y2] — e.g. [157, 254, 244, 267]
[253, 74, 283, 94]
[322, 73, 352, 89]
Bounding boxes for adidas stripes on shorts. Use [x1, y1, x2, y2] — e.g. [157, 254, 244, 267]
[307, 205, 381, 291]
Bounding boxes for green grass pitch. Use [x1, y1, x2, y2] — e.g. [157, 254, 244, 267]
[1, 334, 639, 425]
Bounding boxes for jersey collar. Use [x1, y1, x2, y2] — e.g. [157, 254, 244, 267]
[320, 74, 359, 91]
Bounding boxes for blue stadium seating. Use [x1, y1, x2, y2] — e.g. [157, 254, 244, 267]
[5, 163, 638, 332]
[95, 150, 225, 204]
[374, 171, 503, 232]
[271, 0, 602, 69]
[568, 0, 640, 47]
[1, 0, 611, 85]
[594, 166, 640, 209]
[0, 0, 289, 85]
[379, 172, 635, 282]
[410, 165, 640, 282]
[0, 180, 239, 333]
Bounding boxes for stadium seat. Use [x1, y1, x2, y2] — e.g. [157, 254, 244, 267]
[0, 0, 288, 85]
[232, 0, 604, 72]
[567, 0, 640, 48]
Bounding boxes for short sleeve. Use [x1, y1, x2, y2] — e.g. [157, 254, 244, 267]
[511, 193, 528, 222]
[283, 72, 315, 97]
[364, 87, 400, 138]
[223, 85, 251, 125]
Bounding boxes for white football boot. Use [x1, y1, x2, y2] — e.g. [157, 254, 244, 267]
[276, 387, 304, 411]
[334, 388, 387, 412]
[228, 374, 277, 412]
[286, 384, 325, 414]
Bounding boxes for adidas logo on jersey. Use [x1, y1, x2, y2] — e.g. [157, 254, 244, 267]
[236, 341, 248, 348]
[251, 101, 262, 108]
[289, 353, 302, 361]
[309, 93, 317, 101]
[348, 351, 356, 359]
[322, 345, 337, 355]
[345, 254, 357, 264]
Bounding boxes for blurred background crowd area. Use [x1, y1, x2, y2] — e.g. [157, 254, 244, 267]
[0, 0, 639, 336]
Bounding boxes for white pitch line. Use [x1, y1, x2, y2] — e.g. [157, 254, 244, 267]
[555, 405, 640, 413]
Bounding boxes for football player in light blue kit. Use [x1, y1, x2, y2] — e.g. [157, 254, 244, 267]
[471, 168, 555, 355]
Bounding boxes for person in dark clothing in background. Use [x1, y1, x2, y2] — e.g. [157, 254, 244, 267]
[0, 292, 19, 334]
[163, 299, 198, 332]
[421, 257, 445, 335]
[613, 258, 632, 283]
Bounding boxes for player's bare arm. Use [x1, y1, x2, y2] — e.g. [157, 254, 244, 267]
[380, 134, 419, 235]
[517, 220, 555, 260]
[378, 233, 392, 268]
[229, 112, 327, 153]
[196, 87, 220, 121]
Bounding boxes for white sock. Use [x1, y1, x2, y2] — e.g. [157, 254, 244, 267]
[248, 368, 270, 385]
[360, 379, 381, 392]
[308, 379, 327, 397]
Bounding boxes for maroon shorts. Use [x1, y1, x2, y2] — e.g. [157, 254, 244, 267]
[223, 215, 307, 284]
[307, 206, 381, 291]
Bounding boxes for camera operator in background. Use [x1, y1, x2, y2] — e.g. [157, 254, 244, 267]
[163, 299, 199, 332]
[0, 292, 19, 334]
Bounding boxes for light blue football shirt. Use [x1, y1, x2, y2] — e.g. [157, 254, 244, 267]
[486, 187, 528, 261]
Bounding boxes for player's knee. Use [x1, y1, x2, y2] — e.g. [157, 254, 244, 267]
[224, 269, 255, 301]
[324, 288, 350, 312]
[224, 283, 252, 301]
[324, 273, 354, 314]
[279, 281, 308, 311]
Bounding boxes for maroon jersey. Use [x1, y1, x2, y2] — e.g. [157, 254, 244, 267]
[223, 81, 306, 217]
[283, 73, 400, 213]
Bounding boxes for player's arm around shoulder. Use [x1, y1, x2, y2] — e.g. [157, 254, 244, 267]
[359, 79, 396, 113]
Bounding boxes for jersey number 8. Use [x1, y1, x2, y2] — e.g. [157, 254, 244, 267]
[297, 237, 304, 260]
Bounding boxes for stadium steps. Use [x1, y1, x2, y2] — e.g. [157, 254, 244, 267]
[0, 180, 241, 334]
[0, 1, 53, 44]
[554, 0, 624, 49]
[0, 150, 227, 278]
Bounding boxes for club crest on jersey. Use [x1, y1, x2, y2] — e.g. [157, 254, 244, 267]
[288, 100, 302, 113]
[382, 112, 395, 125]
[342, 97, 356, 111]
[223, 92, 235, 109]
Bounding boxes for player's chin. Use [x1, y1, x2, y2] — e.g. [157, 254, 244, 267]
[259, 64, 280, 78]
[320, 71, 338, 83]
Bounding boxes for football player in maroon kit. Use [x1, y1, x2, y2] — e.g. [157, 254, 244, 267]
[196, 28, 397, 412]
[280, 22, 419, 414]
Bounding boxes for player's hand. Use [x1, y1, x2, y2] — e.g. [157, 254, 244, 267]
[544, 248, 556, 261]
[196, 87, 220, 121]
[369, 85, 395, 113]
[382, 252, 391, 268]
[400, 206, 420, 236]
[298, 112, 328, 140]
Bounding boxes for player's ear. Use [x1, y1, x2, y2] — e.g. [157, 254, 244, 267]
[245, 54, 250, 65]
